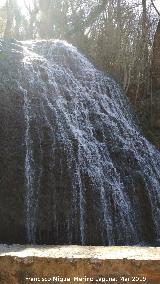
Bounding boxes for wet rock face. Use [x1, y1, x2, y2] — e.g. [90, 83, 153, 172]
[0, 39, 160, 246]
[0, 41, 26, 243]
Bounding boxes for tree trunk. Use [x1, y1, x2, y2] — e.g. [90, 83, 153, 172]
[152, 19, 160, 92]
[4, 0, 14, 38]
[142, 0, 150, 98]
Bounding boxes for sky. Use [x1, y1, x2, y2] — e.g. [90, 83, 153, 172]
[0, 0, 160, 14]
[0, 0, 31, 11]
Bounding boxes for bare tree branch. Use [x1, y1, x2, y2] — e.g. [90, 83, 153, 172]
[85, 0, 108, 28]
[151, 0, 160, 17]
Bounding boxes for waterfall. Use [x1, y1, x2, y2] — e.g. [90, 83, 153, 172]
[0, 39, 160, 245]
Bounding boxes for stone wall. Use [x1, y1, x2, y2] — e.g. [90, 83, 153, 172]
[0, 245, 160, 284]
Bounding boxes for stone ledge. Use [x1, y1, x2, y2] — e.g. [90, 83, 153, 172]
[0, 245, 160, 284]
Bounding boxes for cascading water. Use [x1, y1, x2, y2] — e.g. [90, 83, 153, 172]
[0, 39, 160, 245]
